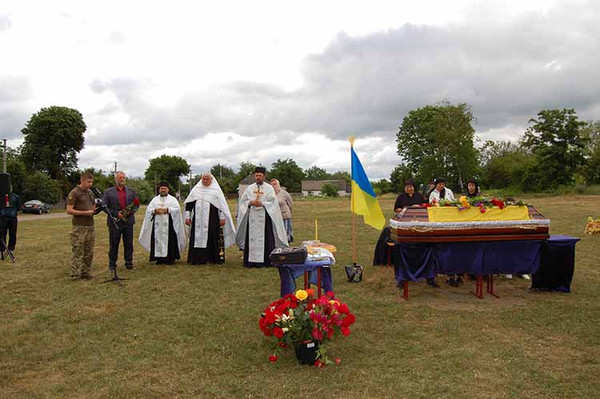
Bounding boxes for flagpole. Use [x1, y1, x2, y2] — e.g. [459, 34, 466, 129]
[349, 136, 357, 266]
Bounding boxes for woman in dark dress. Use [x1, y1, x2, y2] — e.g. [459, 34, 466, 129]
[394, 180, 426, 213]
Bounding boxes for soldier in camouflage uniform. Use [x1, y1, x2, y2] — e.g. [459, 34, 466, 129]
[66, 172, 96, 279]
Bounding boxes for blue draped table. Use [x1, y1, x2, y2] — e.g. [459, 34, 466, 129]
[277, 259, 334, 297]
[392, 240, 543, 282]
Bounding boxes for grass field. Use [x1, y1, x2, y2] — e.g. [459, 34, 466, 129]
[1, 195, 599, 398]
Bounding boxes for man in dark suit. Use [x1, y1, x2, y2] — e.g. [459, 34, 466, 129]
[102, 171, 139, 271]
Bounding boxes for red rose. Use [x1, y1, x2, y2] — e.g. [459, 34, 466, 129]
[341, 326, 350, 337]
[272, 327, 284, 338]
[335, 358, 341, 365]
[133, 197, 140, 206]
[268, 354, 279, 362]
[314, 359, 324, 368]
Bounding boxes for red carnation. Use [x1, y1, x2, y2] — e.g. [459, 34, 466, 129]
[133, 197, 140, 207]
[268, 354, 279, 362]
[314, 359, 325, 368]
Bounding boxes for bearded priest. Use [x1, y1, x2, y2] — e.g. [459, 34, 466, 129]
[236, 166, 288, 267]
[184, 173, 236, 264]
[139, 182, 186, 265]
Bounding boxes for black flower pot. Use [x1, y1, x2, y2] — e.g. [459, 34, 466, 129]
[294, 340, 319, 365]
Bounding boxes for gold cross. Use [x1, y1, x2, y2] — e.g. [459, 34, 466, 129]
[253, 187, 264, 201]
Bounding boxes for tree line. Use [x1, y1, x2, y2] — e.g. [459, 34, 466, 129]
[8, 103, 599, 205]
[372, 102, 599, 195]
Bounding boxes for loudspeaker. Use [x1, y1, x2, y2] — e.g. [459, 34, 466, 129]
[0, 173, 11, 209]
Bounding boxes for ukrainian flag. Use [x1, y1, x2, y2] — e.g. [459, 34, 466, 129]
[351, 146, 386, 230]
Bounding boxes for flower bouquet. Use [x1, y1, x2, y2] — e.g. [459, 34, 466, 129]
[259, 289, 356, 367]
[120, 197, 140, 221]
[439, 196, 526, 213]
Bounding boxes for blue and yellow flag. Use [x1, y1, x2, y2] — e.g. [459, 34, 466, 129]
[351, 146, 385, 229]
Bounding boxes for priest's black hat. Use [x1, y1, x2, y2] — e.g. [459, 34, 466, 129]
[158, 181, 170, 190]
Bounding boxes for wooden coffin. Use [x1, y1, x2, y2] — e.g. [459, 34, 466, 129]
[390, 206, 550, 243]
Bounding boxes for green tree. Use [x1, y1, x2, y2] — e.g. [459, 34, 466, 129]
[144, 154, 191, 193]
[21, 106, 86, 180]
[329, 171, 351, 185]
[210, 164, 237, 194]
[4, 146, 27, 195]
[304, 165, 328, 180]
[236, 161, 257, 181]
[522, 109, 587, 188]
[268, 159, 305, 192]
[396, 102, 479, 191]
[580, 120, 600, 184]
[22, 171, 62, 204]
[210, 164, 235, 180]
[320, 183, 339, 197]
[389, 164, 414, 193]
[127, 177, 154, 204]
[372, 179, 393, 195]
[479, 141, 531, 189]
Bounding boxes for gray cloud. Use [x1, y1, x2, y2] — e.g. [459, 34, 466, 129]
[77, 1, 600, 178]
[0, 76, 34, 138]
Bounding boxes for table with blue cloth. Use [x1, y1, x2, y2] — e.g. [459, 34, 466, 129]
[392, 240, 543, 298]
[277, 258, 333, 297]
[392, 235, 579, 298]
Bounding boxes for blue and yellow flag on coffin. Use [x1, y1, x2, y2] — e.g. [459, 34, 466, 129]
[350, 145, 385, 230]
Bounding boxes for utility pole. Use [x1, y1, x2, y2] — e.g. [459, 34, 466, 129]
[2, 139, 7, 173]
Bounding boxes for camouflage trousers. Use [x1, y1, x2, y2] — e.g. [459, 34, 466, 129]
[70, 226, 95, 277]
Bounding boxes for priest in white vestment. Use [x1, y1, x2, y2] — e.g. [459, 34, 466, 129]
[236, 166, 288, 267]
[184, 173, 236, 264]
[139, 182, 186, 264]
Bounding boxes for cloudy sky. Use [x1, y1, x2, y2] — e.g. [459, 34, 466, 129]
[1, 0, 599, 180]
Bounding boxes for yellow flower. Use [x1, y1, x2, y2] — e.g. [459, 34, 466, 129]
[460, 196, 470, 208]
[295, 290, 308, 301]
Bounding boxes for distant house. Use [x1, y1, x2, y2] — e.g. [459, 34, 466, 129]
[301, 180, 350, 197]
[237, 174, 255, 199]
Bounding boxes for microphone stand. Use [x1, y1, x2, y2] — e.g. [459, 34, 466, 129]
[0, 237, 15, 262]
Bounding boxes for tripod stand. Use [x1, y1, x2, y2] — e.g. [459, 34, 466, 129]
[0, 237, 15, 262]
[101, 267, 128, 287]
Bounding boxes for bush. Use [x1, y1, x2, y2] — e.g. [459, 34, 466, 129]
[321, 183, 339, 197]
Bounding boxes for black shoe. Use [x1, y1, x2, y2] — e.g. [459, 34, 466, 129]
[446, 277, 456, 287]
[125, 265, 135, 270]
[456, 277, 464, 286]
[426, 278, 440, 288]
[80, 274, 95, 280]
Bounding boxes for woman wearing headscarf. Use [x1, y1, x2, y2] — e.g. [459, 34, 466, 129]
[394, 179, 426, 213]
[270, 179, 294, 243]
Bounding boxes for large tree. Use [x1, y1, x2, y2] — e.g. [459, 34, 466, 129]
[144, 154, 191, 193]
[210, 163, 236, 193]
[236, 161, 257, 181]
[21, 171, 62, 204]
[268, 158, 305, 192]
[479, 140, 531, 190]
[396, 102, 479, 191]
[21, 106, 86, 180]
[579, 120, 600, 185]
[304, 165, 328, 181]
[521, 109, 587, 188]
